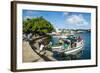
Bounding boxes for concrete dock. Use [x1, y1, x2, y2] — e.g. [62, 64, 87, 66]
[22, 41, 57, 62]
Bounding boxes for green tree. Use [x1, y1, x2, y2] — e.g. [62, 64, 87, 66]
[23, 16, 55, 35]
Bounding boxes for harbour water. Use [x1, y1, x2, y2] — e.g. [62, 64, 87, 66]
[77, 31, 91, 60]
[51, 31, 91, 60]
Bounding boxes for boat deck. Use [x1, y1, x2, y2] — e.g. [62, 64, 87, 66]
[52, 40, 84, 55]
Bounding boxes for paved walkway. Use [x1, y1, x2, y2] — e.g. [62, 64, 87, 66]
[23, 41, 57, 62]
[22, 41, 44, 62]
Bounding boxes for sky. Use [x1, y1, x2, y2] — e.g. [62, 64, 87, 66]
[23, 10, 91, 29]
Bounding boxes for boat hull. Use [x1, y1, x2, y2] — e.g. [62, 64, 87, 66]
[52, 40, 84, 55]
[64, 45, 83, 55]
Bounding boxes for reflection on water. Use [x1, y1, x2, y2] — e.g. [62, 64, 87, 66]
[51, 32, 91, 60]
[53, 50, 83, 60]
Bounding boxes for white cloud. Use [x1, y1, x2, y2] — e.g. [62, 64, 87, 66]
[66, 14, 89, 25]
[26, 11, 33, 14]
[23, 16, 34, 20]
[25, 10, 38, 14]
[63, 12, 69, 16]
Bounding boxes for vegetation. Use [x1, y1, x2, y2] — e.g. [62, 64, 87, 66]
[23, 16, 55, 35]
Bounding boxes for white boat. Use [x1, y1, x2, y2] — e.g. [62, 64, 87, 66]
[64, 40, 84, 55]
[51, 35, 84, 55]
[52, 35, 67, 39]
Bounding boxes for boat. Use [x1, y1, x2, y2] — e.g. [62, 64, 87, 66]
[51, 35, 84, 55]
[64, 39, 84, 55]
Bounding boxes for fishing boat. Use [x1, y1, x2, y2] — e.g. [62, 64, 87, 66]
[51, 35, 84, 55]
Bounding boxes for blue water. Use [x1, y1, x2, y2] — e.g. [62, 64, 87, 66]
[51, 32, 91, 60]
[77, 32, 91, 59]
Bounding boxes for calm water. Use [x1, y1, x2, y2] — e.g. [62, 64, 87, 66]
[51, 32, 91, 60]
[76, 32, 91, 59]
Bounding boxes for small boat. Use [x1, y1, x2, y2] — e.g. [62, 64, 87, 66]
[51, 35, 84, 55]
[64, 40, 84, 55]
